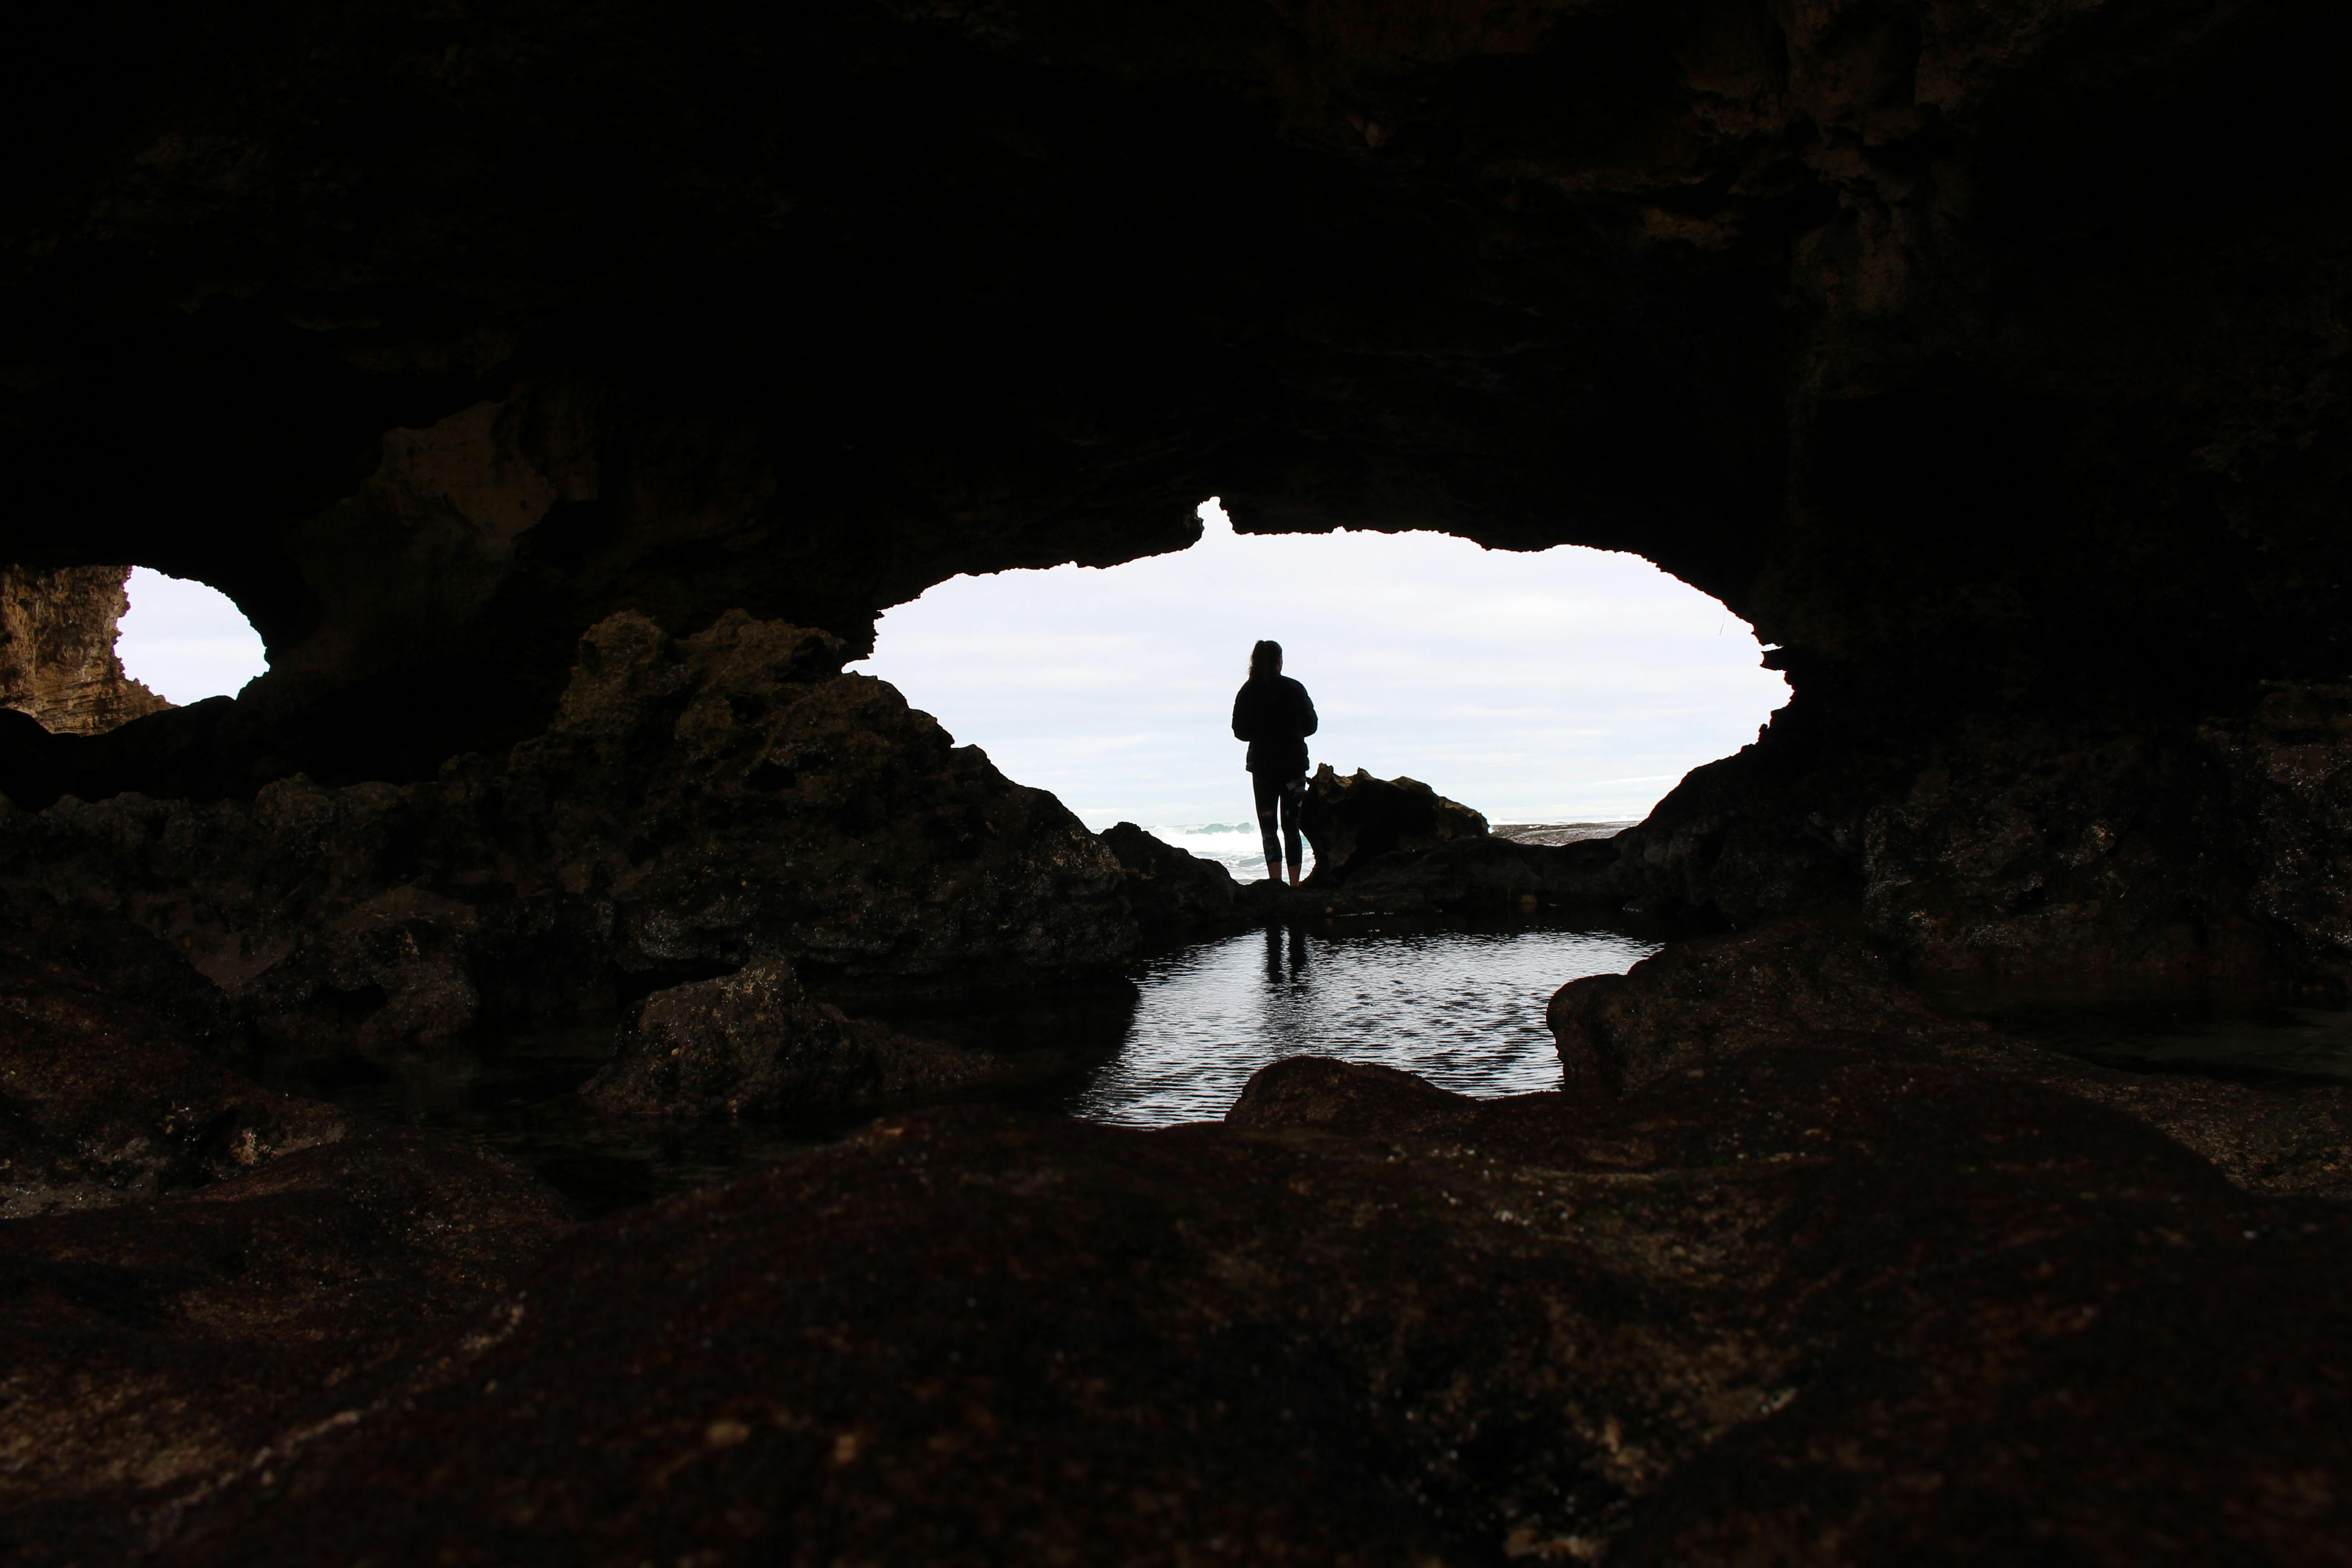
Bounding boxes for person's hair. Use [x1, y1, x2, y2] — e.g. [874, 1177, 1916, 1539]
[1250, 640, 1283, 680]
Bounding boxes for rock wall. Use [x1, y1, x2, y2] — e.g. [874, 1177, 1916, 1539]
[0, 566, 169, 736]
[0, 7, 2341, 982]
[1612, 680, 2352, 996]
[0, 609, 1136, 1063]
[3, 5, 2343, 981]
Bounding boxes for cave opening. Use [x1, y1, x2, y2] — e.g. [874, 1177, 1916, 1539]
[860, 499, 1789, 876]
[116, 566, 271, 706]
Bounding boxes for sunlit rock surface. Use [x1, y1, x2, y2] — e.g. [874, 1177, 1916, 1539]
[0, 567, 169, 737]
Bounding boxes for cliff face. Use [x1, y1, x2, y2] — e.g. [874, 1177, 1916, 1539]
[0, 567, 169, 736]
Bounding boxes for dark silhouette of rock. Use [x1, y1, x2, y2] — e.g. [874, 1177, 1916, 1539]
[582, 959, 1017, 1119]
[0, 610, 1137, 1063]
[1102, 817, 1628, 933]
[0, 565, 171, 736]
[1319, 833, 1626, 916]
[1098, 820, 1245, 946]
[1300, 765, 1488, 887]
[134, 1054, 2352, 1565]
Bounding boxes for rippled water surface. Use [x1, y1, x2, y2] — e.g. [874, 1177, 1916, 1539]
[1067, 921, 1660, 1126]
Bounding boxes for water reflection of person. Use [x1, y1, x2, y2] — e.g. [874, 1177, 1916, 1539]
[1230, 639, 1318, 885]
[1262, 922, 1309, 985]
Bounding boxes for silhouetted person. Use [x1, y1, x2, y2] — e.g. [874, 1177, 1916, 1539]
[1231, 639, 1318, 885]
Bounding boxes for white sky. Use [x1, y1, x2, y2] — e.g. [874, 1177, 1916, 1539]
[862, 500, 1788, 831]
[117, 567, 270, 705]
[108, 507, 1788, 833]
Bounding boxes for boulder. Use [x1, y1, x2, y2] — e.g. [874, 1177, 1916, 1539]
[1299, 765, 1487, 887]
[1098, 821, 1242, 945]
[581, 959, 1016, 1119]
[1321, 834, 1626, 916]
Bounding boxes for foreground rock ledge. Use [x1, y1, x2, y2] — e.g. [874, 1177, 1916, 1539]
[141, 1053, 2350, 1565]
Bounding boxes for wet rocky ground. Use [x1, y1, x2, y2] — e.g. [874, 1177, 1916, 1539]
[6, 887, 2348, 1563]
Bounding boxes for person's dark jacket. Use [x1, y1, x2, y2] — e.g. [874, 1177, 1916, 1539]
[1231, 675, 1318, 777]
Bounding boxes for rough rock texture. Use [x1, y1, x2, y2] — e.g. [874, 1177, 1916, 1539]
[1607, 690, 2352, 994]
[0, 610, 1136, 1060]
[0, 1128, 573, 1567]
[582, 959, 1019, 1120]
[1551, 920, 2352, 1200]
[0, 890, 571, 1564]
[2206, 681, 2352, 996]
[0, 891, 344, 1217]
[0, 566, 170, 736]
[1300, 764, 1489, 887]
[123, 1056, 2352, 1565]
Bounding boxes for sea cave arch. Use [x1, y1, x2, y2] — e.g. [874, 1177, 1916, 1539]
[6, 5, 2352, 1560]
[0, 0, 2340, 1017]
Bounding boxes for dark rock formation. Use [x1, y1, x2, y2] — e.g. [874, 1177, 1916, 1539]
[3, 1, 2341, 998]
[1609, 687, 2352, 995]
[2, 8, 2350, 1557]
[582, 959, 1018, 1120]
[0, 610, 1135, 1060]
[0, 1128, 572, 1566]
[0, 566, 170, 736]
[1321, 833, 1626, 917]
[1105, 812, 1628, 932]
[131, 1054, 2352, 1565]
[1550, 920, 2352, 1201]
[1098, 818, 1249, 943]
[0, 892, 344, 1217]
[1300, 764, 1488, 887]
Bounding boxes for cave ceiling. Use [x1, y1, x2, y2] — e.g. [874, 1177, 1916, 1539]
[4, 0, 2345, 791]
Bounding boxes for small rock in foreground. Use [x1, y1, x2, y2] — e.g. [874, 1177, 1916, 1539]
[581, 959, 1017, 1119]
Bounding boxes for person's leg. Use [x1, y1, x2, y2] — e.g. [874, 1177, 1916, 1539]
[1252, 773, 1284, 881]
[1279, 774, 1306, 885]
